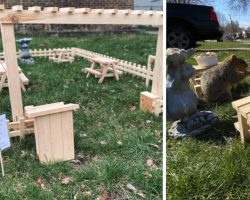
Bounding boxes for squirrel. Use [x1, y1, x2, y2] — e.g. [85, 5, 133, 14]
[201, 54, 250, 103]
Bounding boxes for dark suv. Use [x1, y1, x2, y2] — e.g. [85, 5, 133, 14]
[167, 3, 223, 49]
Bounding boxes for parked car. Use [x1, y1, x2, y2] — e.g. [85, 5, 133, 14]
[167, 3, 223, 49]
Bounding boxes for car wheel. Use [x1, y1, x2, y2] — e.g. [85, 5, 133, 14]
[167, 27, 195, 49]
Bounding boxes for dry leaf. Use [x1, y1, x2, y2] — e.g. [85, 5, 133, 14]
[61, 177, 72, 185]
[74, 192, 79, 200]
[155, 130, 161, 137]
[83, 191, 92, 196]
[143, 172, 153, 178]
[146, 159, 154, 167]
[126, 183, 137, 193]
[129, 106, 136, 111]
[100, 141, 107, 145]
[117, 141, 123, 145]
[36, 178, 45, 189]
[96, 191, 110, 200]
[149, 143, 159, 149]
[146, 120, 152, 124]
[136, 191, 146, 199]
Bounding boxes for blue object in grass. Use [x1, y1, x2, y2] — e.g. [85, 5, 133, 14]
[16, 38, 34, 64]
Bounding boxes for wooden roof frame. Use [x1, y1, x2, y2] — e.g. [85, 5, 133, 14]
[0, 5, 163, 121]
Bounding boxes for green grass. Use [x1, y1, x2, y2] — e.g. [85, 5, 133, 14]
[0, 33, 162, 199]
[167, 41, 250, 200]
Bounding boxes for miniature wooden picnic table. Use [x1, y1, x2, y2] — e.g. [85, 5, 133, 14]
[85, 57, 121, 83]
[0, 62, 29, 93]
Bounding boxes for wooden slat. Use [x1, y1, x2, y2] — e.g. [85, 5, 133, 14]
[25, 104, 79, 118]
[151, 26, 163, 98]
[232, 96, 250, 110]
[75, 8, 91, 14]
[28, 6, 41, 12]
[0, 4, 5, 11]
[85, 68, 102, 76]
[36, 115, 52, 162]
[1, 24, 23, 121]
[44, 7, 58, 13]
[12, 5, 23, 12]
[50, 113, 64, 159]
[0, 9, 163, 25]
[61, 111, 74, 160]
[59, 7, 75, 13]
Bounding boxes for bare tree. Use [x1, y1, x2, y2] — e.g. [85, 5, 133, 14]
[227, 0, 250, 11]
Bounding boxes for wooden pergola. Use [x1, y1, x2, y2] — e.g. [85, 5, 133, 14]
[0, 5, 163, 124]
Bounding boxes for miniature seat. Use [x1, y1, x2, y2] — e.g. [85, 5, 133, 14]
[232, 96, 250, 142]
[0, 62, 29, 93]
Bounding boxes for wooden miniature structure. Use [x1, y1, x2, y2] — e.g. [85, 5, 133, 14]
[85, 57, 122, 83]
[232, 96, 250, 142]
[0, 62, 29, 93]
[0, 5, 163, 162]
[49, 48, 74, 63]
[140, 91, 162, 116]
[25, 102, 79, 163]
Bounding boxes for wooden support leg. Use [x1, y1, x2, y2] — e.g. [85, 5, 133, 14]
[151, 25, 163, 98]
[1, 24, 24, 121]
[0, 73, 6, 93]
[86, 62, 96, 78]
[98, 64, 109, 83]
[112, 64, 119, 81]
[238, 113, 250, 142]
[19, 117, 25, 139]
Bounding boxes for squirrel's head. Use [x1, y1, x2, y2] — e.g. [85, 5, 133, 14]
[230, 54, 249, 74]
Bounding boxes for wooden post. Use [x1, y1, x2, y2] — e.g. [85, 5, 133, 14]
[1, 24, 23, 121]
[151, 25, 163, 98]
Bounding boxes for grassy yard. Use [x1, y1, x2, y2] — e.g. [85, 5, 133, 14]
[167, 41, 250, 200]
[0, 33, 162, 199]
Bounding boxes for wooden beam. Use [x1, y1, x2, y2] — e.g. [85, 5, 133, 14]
[12, 5, 23, 12]
[28, 6, 41, 12]
[1, 24, 23, 121]
[0, 9, 162, 25]
[0, 5, 5, 11]
[151, 26, 163, 98]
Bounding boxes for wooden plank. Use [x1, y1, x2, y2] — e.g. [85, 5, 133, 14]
[36, 115, 52, 162]
[44, 7, 58, 13]
[75, 8, 91, 14]
[151, 25, 163, 98]
[0, 5, 5, 11]
[1, 24, 23, 121]
[59, 7, 75, 13]
[25, 104, 79, 118]
[61, 111, 74, 160]
[49, 113, 64, 160]
[0, 9, 163, 25]
[12, 5, 23, 12]
[232, 96, 250, 110]
[28, 6, 41, 12]
[85, 68, 102, 76]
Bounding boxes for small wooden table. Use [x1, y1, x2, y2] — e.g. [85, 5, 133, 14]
[85, 57, 122, 83]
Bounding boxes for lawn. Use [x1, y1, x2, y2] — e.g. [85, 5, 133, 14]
[0, 33, 162, 199]
[167, 41, 250, 200]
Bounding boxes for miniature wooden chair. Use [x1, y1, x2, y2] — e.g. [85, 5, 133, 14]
[0, 62, 29, 93]
[232, 96, 250, 142]
[84, 57, 122, 83]
[25, 102, 79, 163]
[49, 49, 74, 63]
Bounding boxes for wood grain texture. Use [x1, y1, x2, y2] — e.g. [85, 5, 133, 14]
[0, 9, 163, 25]
[151, 25, 163, 98]
[1, 24, 23, 121]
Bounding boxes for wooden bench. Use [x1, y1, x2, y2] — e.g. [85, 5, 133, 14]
[0, 62, 29, 93]
[84, 57, 122, 83]
[232, 96, 250, 142]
